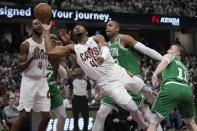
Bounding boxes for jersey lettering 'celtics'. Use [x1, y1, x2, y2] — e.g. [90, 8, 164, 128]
[107, 34, 140, 75]
[162, 56, 189, 85]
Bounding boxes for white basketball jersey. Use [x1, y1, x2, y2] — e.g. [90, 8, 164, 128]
[22, 37, 48, 79]
[74, 37, 115, 81]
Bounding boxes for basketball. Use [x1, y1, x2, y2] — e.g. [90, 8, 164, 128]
[34, 3, 52, 23]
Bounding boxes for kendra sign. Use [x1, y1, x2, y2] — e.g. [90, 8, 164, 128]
[0, 6, 111, 22]
[151, 15, 180, 26]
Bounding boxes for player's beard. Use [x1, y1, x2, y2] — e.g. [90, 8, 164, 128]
[33, 29, 43, 36]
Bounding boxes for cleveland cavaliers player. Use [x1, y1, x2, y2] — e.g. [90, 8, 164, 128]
[11, 19, 50, 131]
[42, 24, 153, 129]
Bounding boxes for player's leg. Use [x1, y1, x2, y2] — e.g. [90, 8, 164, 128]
[92, 103, 113, 131]
[178, 85, 197, 131]
[104, 86, 148, 129]
[11, 77, 35, 131]
[50, 86, 66, 131]
[38, 111, 51, 131]
[139, 104, 163, 131]
[148, 84, 179, 131]
[53, 106, 66, 131]
[147, 112, 162, 131]
[72, 96, 80, 131]
[80, 97, 89, 131]
[184, 118, 197, 131]
[35, 79, 51, 131]
[121, 70, 155, 103]
[10, 110, 28, 131]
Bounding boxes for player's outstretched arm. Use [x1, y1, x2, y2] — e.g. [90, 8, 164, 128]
[120, 35, 162, 61]
[93, 35, 111, 65]
[152, 54, 174, 86]
[18, 41, 39, 73]
[42, 24, 75, 57]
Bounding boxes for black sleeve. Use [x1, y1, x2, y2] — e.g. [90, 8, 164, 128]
[86, 79, 91, 90]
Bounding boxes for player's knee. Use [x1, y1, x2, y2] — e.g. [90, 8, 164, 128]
[150, 113, 162, 124]
[96, 109, 106, 120]
[184, 118, 194, 125]
[126, 99, 138, 112]
[58, 113, 67, 120]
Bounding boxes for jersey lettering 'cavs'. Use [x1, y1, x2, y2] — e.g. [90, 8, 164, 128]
[22, 37, 48, 79]
[74, 37, 115, 81]
[80, 47, 99, 67]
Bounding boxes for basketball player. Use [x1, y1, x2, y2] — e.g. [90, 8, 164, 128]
[47, 34, 68, 131]
[42, 24, 149, 129]
[92, 20, 163, 131]
[147, 44, 197, 131]
[11, 19, 50, 131]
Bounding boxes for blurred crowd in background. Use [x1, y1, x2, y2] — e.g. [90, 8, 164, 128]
[0, 0, 197, 17]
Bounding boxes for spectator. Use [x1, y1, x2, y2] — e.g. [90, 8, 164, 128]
[69, 68, 92, 131]
[104, 109, 138, 131]
[3, 97, 18, 128]
[165, 109, 183, 130]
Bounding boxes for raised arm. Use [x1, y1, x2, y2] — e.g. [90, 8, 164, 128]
[18, 41, 39, 73]
[42, 24, 75, 57]
[120, 35, 162, 61]
[152, 54, 174, 86]
[93, 35, 111, 65]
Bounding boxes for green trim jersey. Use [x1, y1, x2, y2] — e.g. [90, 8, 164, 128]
[46, 63, 59, 96]
[46, 63, 64, 110]
[102, 34, 147, 111]
[107, 34, 140, 75]
[162, 56, 189, 85]
[152, 56, 195, 119]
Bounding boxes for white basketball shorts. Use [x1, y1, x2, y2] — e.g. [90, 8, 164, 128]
[18, 76, 50, 112]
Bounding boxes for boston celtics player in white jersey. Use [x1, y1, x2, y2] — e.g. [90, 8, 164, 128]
[93, 21, 163, 131]
[47, 34, 68, 131]
[42, 24, 151, 129]
[147, 44, 197, 131]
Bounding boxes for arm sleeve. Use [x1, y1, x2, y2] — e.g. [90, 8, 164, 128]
[101, 46, 111, 60]
[133, 42, 162, 61]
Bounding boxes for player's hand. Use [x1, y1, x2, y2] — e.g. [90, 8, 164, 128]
[33, 46, 40, 59]
[42, 23, 51, 31]
[57, 29, 71, 44]
[113, 118, 120, 123]
[2, 120, 7, 128]
[88, 100, 92, 107]
[94, 56, 104, 66]
[69, 99, 72, 105]
[152, 73, 158, 87]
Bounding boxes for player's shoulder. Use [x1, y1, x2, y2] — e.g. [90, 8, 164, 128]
[120, 34, 133, 40]
[163, 54, 175, 61]
[20, 40, 30, 50]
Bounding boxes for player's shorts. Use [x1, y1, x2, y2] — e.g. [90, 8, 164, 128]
[97, 64, 145, 110]
[102, 91, 145, 112]
[152, 82, 195, 119]
[49, 83, 63, 110]
[18, 76, 50, 112]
